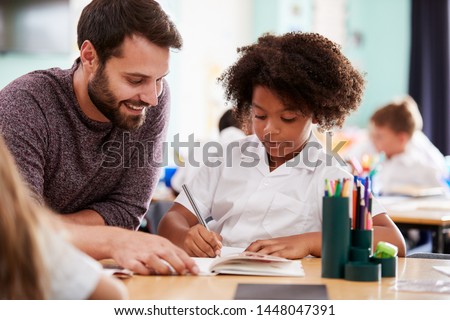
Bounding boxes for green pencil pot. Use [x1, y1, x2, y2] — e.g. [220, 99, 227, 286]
[349, 247, 371, 262]
[351, 229, 373, 252]
[370, 256, 397, 277]
[321, 197, 350, 279]
[349, 229, 373, 262]
[344, 262, 381, 282]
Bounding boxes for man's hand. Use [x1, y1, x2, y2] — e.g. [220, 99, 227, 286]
[109, 231, 199, 275]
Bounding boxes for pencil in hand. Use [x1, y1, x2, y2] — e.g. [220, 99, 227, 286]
[182, 184, 209, 230]
[182, 184, 221, 256]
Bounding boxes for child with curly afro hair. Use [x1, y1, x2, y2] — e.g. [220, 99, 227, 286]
[159, 32, 406, 259]
[220, 32, 364, 132]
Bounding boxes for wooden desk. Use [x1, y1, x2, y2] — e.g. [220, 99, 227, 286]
[380, 196, 450, 253]
[123, 257, 450, 300]
[388, 209, 450, 253]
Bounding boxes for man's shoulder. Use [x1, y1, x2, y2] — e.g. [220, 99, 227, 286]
[0, 67, 73, 115]
[3, 67, 70, 93]
[0, 67, 75, 135]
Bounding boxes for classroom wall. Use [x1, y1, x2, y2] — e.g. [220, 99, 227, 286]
[251, 0, 411, 128]
[344, 0, 411, 127]
[0, 0, 87, 88]
[161, 0, 253, 144]
[0, 0, 411, 133]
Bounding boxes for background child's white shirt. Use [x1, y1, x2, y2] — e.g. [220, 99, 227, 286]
[41, 230, 102, 299]
[344, 130, 448, 191]
[409, 131, 447, 177]
[176, 134, 384, 248]
[377, 144, 446, 189]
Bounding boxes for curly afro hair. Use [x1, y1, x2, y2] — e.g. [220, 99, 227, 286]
[218, 32, 365, 131]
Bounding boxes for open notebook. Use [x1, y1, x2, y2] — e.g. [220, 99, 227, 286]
[193, 247, 304, 277]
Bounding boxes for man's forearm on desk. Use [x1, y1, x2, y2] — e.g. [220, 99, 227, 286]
[65, 223, 115, 259]
[61, 209, 106, 226]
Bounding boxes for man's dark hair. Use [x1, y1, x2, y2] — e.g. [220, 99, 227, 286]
[77, 0, 182, 64]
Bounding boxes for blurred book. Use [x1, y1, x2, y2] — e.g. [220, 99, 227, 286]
[381, 185, 445, 197]
[102, 263, 133, 279]
[433, 266, 450, 277]
[394, 280, 450, 294]
[380, 196, 450, 212]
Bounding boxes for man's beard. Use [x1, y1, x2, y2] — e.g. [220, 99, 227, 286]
[87, 67, 148, 130]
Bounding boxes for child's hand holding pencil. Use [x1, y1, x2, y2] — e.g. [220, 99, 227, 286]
[182, 184, 222, 257]
[184, 224, 223, 258]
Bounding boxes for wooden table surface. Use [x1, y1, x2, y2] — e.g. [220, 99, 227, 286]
[122, 257, 450, 300]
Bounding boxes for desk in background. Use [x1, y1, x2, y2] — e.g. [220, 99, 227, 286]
[380, 196, 450, 253]
[123, 257, 450, 300]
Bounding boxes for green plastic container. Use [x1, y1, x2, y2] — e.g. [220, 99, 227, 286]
[351, 229, 373, 254]
[349, 246, 371, 262]
[345, 262, 381, 282]
[321, 197, 350, 279]
[370, 256, 397, 277]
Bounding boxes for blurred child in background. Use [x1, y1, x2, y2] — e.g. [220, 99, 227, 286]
[369, 95, 448, 194]
[346, 96, 448, 252]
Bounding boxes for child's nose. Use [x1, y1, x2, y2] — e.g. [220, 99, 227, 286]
[264, 120, 281, 136]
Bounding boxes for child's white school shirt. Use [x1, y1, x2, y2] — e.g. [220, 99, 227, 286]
[42, 231, 103, 299]
[175, 134, 384, 248]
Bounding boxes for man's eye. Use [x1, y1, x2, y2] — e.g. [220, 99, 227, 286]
[129, 79, 143, 85]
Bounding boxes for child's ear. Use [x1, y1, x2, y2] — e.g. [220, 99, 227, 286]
[398, 132, 411, 146]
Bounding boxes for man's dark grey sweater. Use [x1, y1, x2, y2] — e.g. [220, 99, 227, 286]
[0, 61, 170, 229]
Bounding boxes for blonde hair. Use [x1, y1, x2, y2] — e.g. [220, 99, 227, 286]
[370, 95, 423, 137]
[0, 136, 50, 299]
